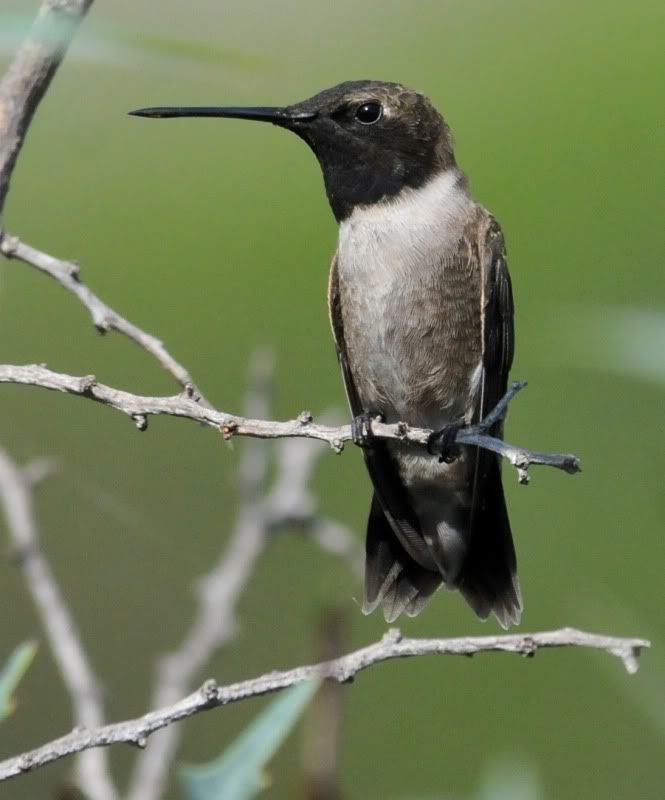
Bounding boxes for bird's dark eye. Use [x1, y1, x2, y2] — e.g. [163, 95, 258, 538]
[355, 101, 382, 125]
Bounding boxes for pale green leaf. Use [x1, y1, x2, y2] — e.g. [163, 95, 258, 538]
[179, 679, 320, 800]
[475, 756, 544, 800]
[556, 305, 665, 387]
[110, 30, 265, 69]
[0, 641, 38, 722]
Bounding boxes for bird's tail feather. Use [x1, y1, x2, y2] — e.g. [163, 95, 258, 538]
[362, 457, 521, 628]
[363, 493, 442, 623]
[458, 455, 522, 628]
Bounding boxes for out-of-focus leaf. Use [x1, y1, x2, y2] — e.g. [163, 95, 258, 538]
[0, 14, 81, 54]
[111, 30, 265, 70]
[392, 757, 543, 800]
[393, 795, 452, 799]
[0, 641, 38, 722]
[558, 305, 665, 386]
[0, 15, 265, 71]
[0, 14, 122, 65]
[475, 757, 544, 800]
[0, 16, 31, 53]
[179, 679, 320, 800]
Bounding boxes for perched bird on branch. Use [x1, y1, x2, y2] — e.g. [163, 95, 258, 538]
[131, 80, 521, 627]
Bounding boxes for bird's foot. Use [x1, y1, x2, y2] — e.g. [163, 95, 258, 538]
[427, 421, 464, 464]
[351, 411, 382, 448]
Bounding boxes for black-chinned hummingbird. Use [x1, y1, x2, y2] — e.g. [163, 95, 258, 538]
[130, 80, 522, 628]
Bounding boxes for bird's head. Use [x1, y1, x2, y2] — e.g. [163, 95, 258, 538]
[130, 80, 457, 221]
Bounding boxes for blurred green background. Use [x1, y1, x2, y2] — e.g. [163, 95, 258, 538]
[1, 0, 664, 797]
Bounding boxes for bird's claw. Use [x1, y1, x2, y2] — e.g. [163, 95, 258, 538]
[351, 411, 381, 447]
[427, 421, 464, 463]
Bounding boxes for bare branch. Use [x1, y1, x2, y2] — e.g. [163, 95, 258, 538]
[126, 355, 361, 800]
[125, 354, 274, 800]
[0, 233, 208, 403]
[0, 0, 95, 214]
[0, 449, 117, 800]
[0, 1, 206, 402]
[0, 364, 582, 482]
[0, 626, 649, 784]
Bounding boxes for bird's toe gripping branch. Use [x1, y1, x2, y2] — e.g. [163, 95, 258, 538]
[427, 421, 464, 463]
[454, 381, 582, 482]
[351, 411, 383, 447]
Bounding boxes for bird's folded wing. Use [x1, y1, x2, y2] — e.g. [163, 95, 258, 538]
[327, 253, 425, 557]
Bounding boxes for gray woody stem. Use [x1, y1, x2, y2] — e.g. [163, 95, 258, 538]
[0, 363, 581, 484]
[0, 0, 95, 215]
[125, 356, 274, 800]
[125, 355, 361, 800]
[0, 232, 208, 404]
[0, 0, 205, 404]
[0, 450, 117, 800]
[0, 627, 650, 784]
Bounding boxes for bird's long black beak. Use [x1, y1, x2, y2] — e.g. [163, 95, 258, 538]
[128, 106, 316, 126]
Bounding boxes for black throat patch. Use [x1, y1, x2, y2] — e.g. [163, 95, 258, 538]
[285, 82, 457, 221]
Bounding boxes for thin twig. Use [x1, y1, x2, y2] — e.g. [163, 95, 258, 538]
[0, 364, 582, 483]
[0, 450, 117, 800]
[0, 0, 95, 214]
[124, 354, 274, 800]
[126, 355, 362, 800]
[0, 1, 206, 403]
[0, 627, 649, 784]
[0, 233, 208, 404]
[0, 2, 111, 796]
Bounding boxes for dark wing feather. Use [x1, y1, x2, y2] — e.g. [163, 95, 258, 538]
[328, 254, 442, 621]
[460, 215, 522, 627]
[328, 254, 425, 557]
[327, 253, 362, 416]
[478, 217, 514, 431]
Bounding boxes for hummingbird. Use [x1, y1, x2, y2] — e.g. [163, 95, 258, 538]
[130, 80, 522, 628]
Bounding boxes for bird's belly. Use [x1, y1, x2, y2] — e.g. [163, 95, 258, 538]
[336, 191, 482, 430]
[336, 178, 482, 430]
[347, 314, 454, 426]
[338, 273, 480, 430]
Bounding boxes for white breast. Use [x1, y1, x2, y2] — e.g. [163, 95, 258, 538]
[338, 168, 469, 276]
[335, 169, 475, 423]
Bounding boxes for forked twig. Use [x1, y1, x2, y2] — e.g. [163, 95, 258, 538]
[0, 364, 581, 483]
[0, 627, 649, 784]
